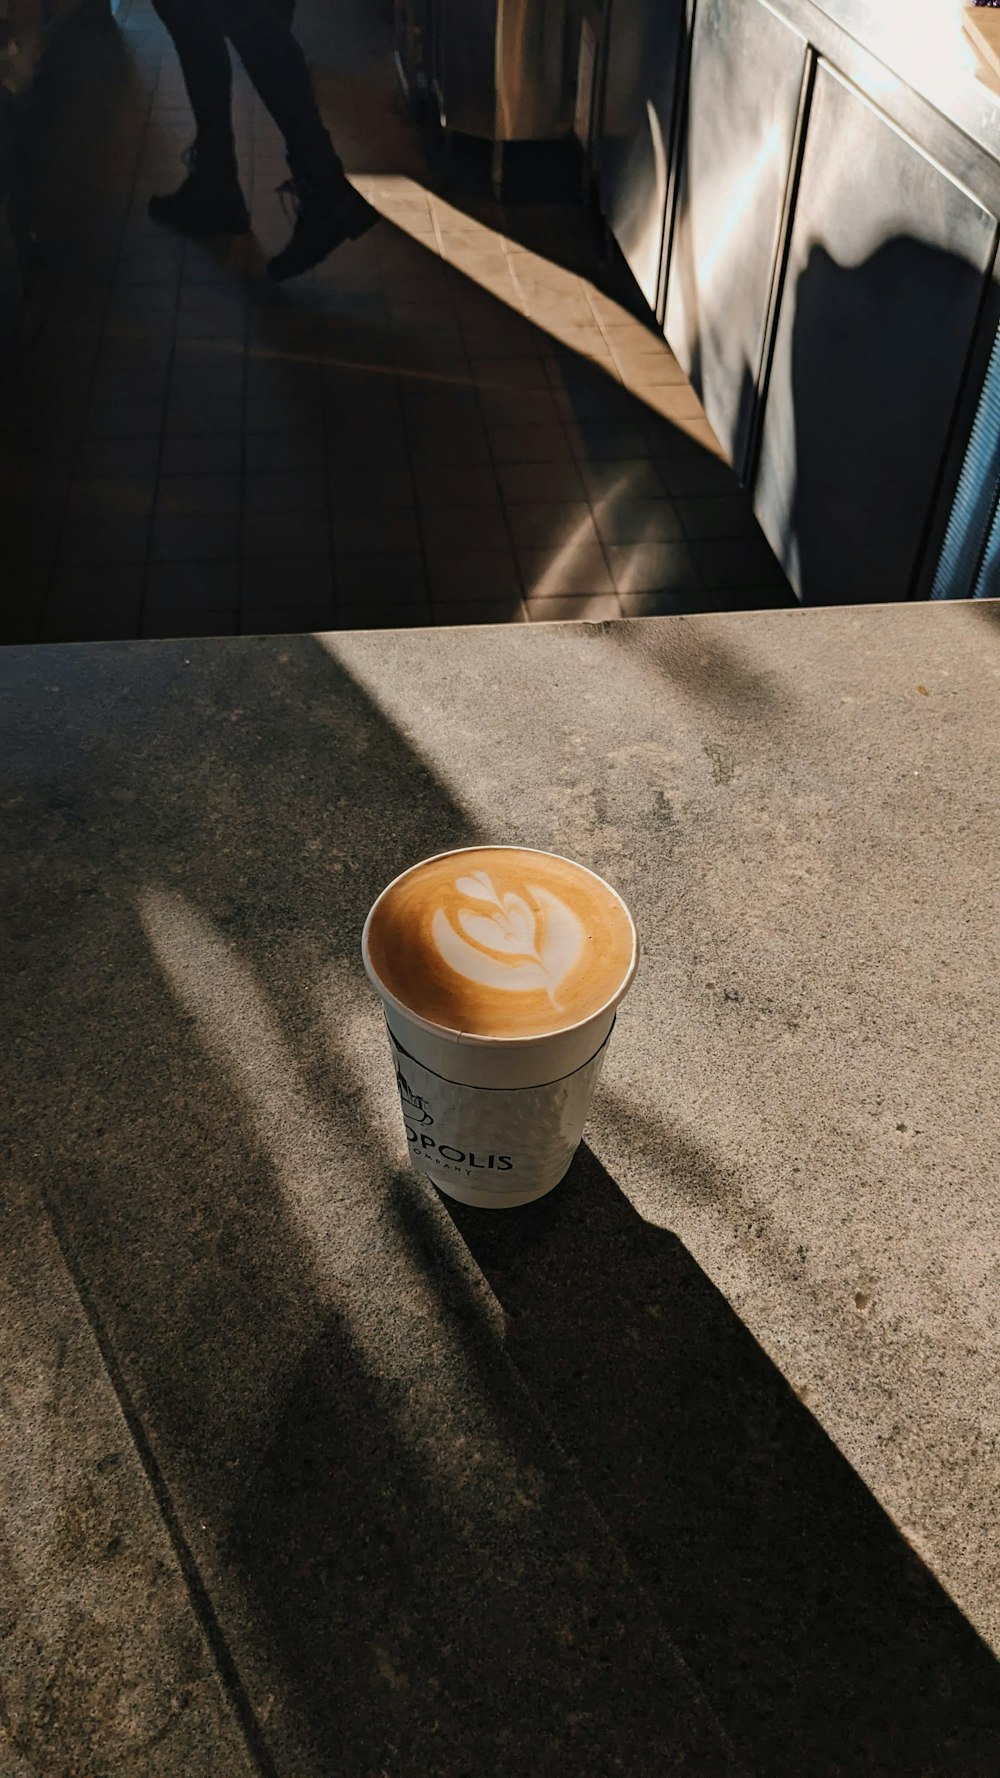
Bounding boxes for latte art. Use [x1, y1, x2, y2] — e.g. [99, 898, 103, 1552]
[364, 847, 637, 1040]
[432, 871, 583, 1005]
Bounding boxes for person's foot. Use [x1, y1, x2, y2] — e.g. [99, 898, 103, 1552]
[267, 176, 379, 281]
[149, 148, 250, 237]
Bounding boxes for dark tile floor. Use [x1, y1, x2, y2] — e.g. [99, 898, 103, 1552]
[0, 0, 794, 642]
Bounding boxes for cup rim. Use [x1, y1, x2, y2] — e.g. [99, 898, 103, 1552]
[361, 844, 639, 1049]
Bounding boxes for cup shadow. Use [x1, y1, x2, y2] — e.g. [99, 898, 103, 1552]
[5, 632, 748, 1774]
[435, 1143, 1000, 1777]
[228, 1271, 745, 1778]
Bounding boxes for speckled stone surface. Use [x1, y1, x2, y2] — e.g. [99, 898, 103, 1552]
[3, 604, 1000, 1775]
[0, 1178, 258, 1777]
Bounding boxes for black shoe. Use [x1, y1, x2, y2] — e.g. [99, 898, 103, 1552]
[149, 148, 250, 237]
[266, 176, 379, 281]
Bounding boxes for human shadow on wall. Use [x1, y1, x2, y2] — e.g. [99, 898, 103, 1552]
[775, 236, 990, 605]
[435, 1141, 1000, 1778]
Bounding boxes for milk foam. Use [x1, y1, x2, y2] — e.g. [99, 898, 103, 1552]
[431, 871, 583, 1006]
[364, 847, 637, 1041]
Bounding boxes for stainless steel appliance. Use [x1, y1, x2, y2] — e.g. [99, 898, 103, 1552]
[753, 61, 997, 604]
[431, 0, 578, 193]
[592, 0, 1000, 603]
[598, 0, 688, 313]
[664, 0, 808, 479]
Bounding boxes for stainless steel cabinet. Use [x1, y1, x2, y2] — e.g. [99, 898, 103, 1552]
[598, 0, 687, 312]
[431, 0, 502, 139]
[432, 0, 575, 144]
[663, 0, 808, 477]
[754, 62, 998, 603]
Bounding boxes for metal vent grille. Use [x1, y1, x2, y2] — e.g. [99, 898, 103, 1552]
[932, 323, 1000, 599]
[975, 493, 1000, 599]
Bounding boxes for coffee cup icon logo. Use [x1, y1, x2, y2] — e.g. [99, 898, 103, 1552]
[431, 870, 583, 1008]
[396, 1066, 433, 1127]
[365, 846, 639, 1207]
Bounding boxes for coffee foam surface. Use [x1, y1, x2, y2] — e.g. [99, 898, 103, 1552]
[365, 848, 636, 1039]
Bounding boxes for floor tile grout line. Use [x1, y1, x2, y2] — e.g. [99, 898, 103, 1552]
[138, 183, 187, 632]
[398, 199, 467, 627]
[6, 0, 786, 642]
[439, 204, 528, 622]
[395, 373, 436, 628]
[236, 83, 260, 637]
[583, 288, 644, 609]
[500, 215, 635, 615]
[133, 36, 189, 639]
[583, 283, 714, 602]
[34, 25, 163, 640]
[317, 239, 340, 633]
[459, 334, 523, 625]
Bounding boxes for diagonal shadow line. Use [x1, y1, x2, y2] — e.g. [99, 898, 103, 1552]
[39, 1192, 282, 1778]
[232, 214, 791, 631]
[3, 632, 745, 1774]
[432, 1143, 1000, 1778]
[0, 0, 794, 644]
[6, 617, 995, 1773]
[601, 599, 790, 713]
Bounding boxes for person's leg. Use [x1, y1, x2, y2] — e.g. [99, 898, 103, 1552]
[151, 0, 235, 161]
[212, 0, 379, 278]
[149, 0, 250, 233]
[213, 0, 340, 180]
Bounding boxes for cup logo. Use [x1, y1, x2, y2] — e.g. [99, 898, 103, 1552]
[431, 870, 584, 1007]
[396, 1066, 433, 1126]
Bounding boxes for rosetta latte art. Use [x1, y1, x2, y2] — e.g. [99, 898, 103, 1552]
[431, 870, 584, 1007]
[364, 846, 636, 1039]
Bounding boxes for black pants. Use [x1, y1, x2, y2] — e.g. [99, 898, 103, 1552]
[151, 0, 341, 180]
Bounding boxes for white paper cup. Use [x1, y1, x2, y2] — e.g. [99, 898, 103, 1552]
[362, 847, 638, 1209]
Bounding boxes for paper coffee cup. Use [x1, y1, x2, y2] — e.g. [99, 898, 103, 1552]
[362, 846, 638, 1208]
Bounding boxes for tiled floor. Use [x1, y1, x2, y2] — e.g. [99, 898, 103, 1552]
[0, 0, 793, 642]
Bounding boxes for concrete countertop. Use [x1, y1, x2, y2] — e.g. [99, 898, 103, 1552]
[3, 604, 1000, 1776]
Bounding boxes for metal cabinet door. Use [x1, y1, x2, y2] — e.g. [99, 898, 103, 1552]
[598, 0, 687, 312]
[434, 0, 498, 138]
[495, 0, 576, 141]
[754, 61, 998, 604]
[434, 0, 575, 143]
[663, 0, 807, 477]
